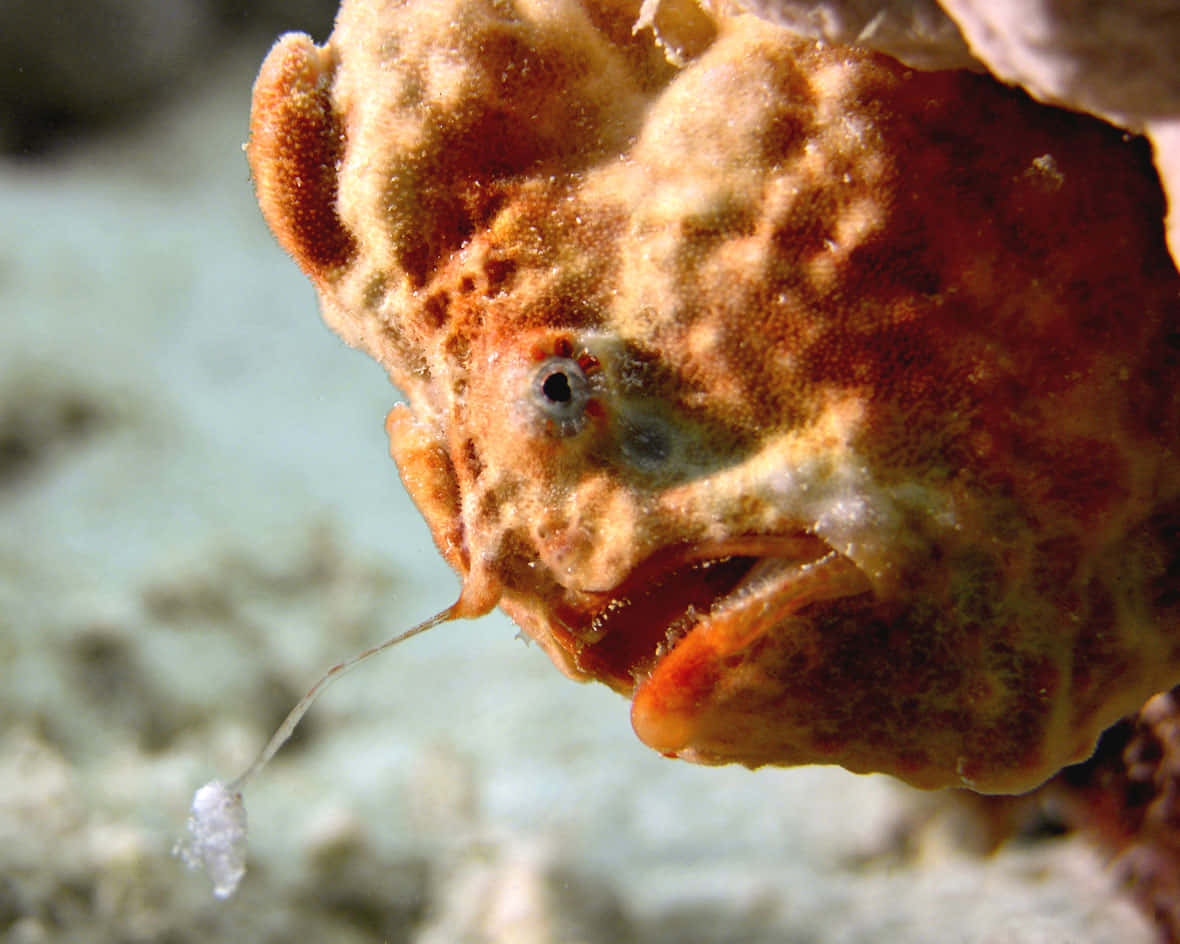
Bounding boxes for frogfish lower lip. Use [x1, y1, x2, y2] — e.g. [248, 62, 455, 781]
[544, 535, 873, 743]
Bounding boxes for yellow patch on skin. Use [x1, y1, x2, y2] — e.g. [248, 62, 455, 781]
[249, 0, 1180, 792]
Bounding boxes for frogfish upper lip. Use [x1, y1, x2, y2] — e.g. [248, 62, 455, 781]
[542, 534, 874, 701]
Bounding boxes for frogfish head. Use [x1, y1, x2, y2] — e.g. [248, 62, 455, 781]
[247, 0, 1180, 793]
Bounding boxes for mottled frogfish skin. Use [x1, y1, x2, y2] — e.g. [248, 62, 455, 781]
[247, 0, 1180, 793]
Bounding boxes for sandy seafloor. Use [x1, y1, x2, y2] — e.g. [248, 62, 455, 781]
[0, 46, 1156, 944]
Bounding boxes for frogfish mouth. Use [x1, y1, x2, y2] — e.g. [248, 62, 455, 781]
[542, 537, 874, 757]
[247, 0, 1180, 794]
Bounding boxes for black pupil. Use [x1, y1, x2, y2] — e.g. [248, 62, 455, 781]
[541, 370, 573, 404]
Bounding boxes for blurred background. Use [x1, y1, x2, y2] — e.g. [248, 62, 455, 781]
[0, 0, 340, 154]
[0, 2, 1156, 941]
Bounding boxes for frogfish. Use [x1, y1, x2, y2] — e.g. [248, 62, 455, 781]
[245, 0, 1180, 799]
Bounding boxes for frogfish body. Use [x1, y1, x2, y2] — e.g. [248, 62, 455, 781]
[247, 0, 1180, 793]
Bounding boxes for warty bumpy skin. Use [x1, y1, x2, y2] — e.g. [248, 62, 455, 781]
[247, 0, 1180, 793]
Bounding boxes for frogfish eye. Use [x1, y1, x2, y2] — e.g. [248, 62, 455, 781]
[531, 357, 593, 437]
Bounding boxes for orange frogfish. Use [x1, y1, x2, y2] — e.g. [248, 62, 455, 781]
[247, 0, 1180, 794]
